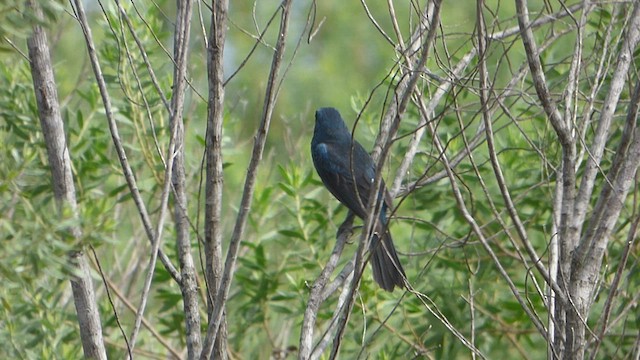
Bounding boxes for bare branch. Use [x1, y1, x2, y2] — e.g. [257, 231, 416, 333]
[114, 0, 171, 114]
[573, 2, 640, 250]
[589, 204, 640, 359]
[27, 1, 106, 357]
[169, 0, 202, 357]
[200, 1, 293, 358]
[515, 0, 569, 143]
[310, 271, 355, 360]
[203, 0, 230, 357]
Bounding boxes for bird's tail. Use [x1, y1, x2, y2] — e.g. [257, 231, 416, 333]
[370, 225, 406, 291]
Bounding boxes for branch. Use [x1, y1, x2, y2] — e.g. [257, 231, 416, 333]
[114, 0, 171, 114]
[27, 1, 106, 357]
[391, 50, 475, 197]
[573, 2, 640, 248]
[515, 0, 568, 144]
[70, 0, 188, 354]
[515, 6, 577, 338]
[299, 215, 353, 360]
[203, 0, 229, 357]
[575, 76, 640, 288]
[169, 0, 202, 358]
[200, 1, 293, 357]
[589, 204, 640, 359]
[310, 270, 355, 360]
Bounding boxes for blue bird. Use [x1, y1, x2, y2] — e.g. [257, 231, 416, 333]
[311, 107, 406, 291]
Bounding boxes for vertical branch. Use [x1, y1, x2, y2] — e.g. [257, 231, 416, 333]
[572, 3, 640, 237]
[561, 2, 591, 135]
[590, 206, 640, 359]
[125, 24, 184, 360]
[548, 170, 563, 359]
[468, 279, 476, 360]
[567, 77, 640, 358]
[566, 4, 640, 359]
[573, 2, 640, 258]
[27, 1, 107, 358]
[170, 0, 202, 357]
[515, 0, 577, 354]
[204, 0, 229, 357]
[516, 0, 578, 265]
[200, 1, 293, 358]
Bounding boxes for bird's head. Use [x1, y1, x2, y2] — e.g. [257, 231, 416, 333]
[314, 107, 351, 141]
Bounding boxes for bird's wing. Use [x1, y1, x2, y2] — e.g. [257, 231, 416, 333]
[312, 141, 375, 218]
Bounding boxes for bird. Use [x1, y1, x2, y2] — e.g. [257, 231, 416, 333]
[311, 107, 406, 291]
